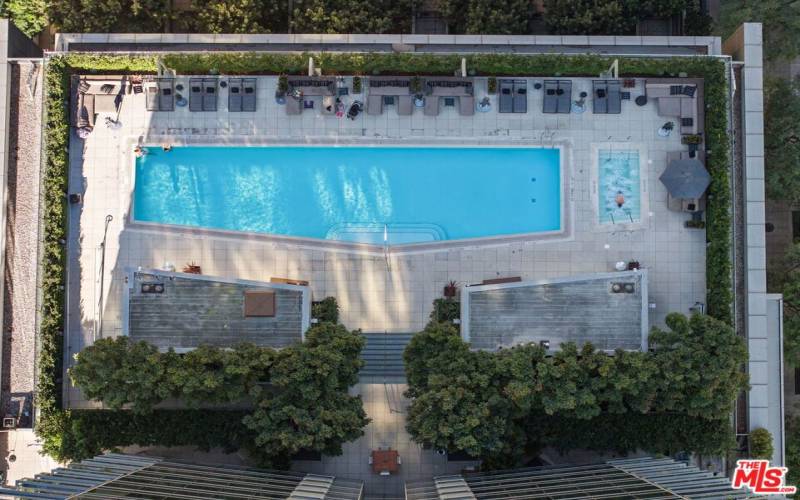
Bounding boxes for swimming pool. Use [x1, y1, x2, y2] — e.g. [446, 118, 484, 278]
[133, 146, 562, 245]
[597, 149, 642, 225]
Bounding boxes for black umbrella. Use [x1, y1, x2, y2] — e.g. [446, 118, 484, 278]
[659, 158, 710, 199]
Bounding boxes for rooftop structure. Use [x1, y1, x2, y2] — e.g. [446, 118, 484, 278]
[405, 457, 762, 499]
[461, 271, 648, 352]
[124, 269, 310, 351]
[0, 453, 364, 499]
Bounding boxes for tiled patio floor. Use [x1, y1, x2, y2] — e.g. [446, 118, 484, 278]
[64, 75, 706, 408]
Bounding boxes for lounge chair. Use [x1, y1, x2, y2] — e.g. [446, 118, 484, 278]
[397, 95, 413, 116]
[593, 80, 608, 114]
[242, 79, 256, 112]
[513, 80, 527, 113]
[285, 96, 302, 115]
[607, 80, 622, 114]
[189, 79, 203, 111]
[556, 80, 571, 114]
[145, 84, 158, 111]
[228, 78, 243, 112]
[499, 80, 514, 113]
[424, 96, 439, 116]
[203, 79, 217, 111]
[459, 95, 475, 116]
[158, 82, 174, 111]
[322, 95, 336, 115]
[543, 80, 558, 114]
[75, 93, 95, 128]
[367, 94, 383, 115]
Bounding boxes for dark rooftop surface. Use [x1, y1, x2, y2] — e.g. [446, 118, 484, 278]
[464, 271, 646, 352]
[128, 271, 305, 350]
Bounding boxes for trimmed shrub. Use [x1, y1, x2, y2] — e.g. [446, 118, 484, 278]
[312, 297, 340, 324]
[749, 427, 775, 460]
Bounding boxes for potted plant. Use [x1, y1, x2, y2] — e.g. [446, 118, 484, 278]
[658, 121, 675, 137]
[352, 76, 362, 94]
[487, 76, 497, 94]
[275, 75, 288, 104]
[443, 280, 458, 298]
[183, 262, 201, 274]
[681, 133, 703, 152]
[685, 219, 706, 229]
[410, 75, 423, 95]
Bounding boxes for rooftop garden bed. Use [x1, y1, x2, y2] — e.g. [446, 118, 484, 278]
[38, 52, 733, 462]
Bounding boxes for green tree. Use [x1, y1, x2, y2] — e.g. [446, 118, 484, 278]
[787, 415, 800, 486]
[243, 323, 368, 466]
[170, 343, 274, 407]
[649, 313, 748, 417]
[717, 0, 800, 62]
[764, 78, 800, 203]
[1, 0, 48, 37]
[312, 297, 340, 324]
[543, 0, 690, 35]
[68, 337, 177, 413]
[436, 0, 532, 34]
[769, 242, 800, 366]
[290, 0, 416, 33]
[47, 0, 169, 32]
[193, 0, 288, 34]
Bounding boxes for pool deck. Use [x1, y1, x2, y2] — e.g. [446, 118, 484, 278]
[65, 75, 706, 408]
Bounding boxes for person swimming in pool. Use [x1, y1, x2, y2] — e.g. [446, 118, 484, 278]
[615, 191, 625, 208]
[134, 146, 146, 158]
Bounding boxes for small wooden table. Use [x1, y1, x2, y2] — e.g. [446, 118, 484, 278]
[371, 449, 400, 475]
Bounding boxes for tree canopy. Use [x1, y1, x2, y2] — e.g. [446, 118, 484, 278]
[544, 0, 696, 35]
[769, 242, 800, 366]
[69, 322, 367, 466]
[717, 0, 800, 62]
[764, 78, 800, 203]
[404, 313, 748, 465]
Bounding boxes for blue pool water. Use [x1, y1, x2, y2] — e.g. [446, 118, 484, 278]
[598, 150, 641, 225]
[133, 146, 561, 244]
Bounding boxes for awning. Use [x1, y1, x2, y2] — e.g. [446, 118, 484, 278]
[659, 158, 710, 199]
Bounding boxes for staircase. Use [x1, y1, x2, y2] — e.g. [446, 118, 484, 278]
[360, 333, 413, 379]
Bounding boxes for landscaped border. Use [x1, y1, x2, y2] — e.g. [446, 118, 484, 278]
[37, 52, 733, 460]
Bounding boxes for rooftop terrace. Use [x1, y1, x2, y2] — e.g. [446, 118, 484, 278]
[462, 271, 648, 351]
[124, 269, 310, 351]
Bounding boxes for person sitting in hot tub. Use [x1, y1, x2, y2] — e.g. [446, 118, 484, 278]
[615, 191, 625, 208]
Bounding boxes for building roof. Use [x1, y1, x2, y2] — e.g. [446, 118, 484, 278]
[405, 457, 762, 500]
[123, 269, 310, 351]
[461, 271, 648, 352]
[0, 453, 363, 499]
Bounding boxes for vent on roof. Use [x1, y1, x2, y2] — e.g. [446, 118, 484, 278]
[141, 283, 164, 294]
[610, 282, 635, 294]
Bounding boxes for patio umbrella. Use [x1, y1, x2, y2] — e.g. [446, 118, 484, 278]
[659, 158, 710, 199]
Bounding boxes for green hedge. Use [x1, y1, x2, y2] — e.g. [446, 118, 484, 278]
[37, 52, 733, 459]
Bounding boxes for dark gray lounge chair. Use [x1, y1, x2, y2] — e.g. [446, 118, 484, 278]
[189, 79, 203, 111]
[607, 80, 622, 114]
[593, 80, 608, 114]
[513, 80, 527, 113]
[543, 80, 558, 114]
[242, 78, 256, 112]
[158, 81, 174, 111]
[203, 79, 217, 111]
[555, 80, 571, 114]
[499, 80, 514, 113]
[228, 78, 243, 112]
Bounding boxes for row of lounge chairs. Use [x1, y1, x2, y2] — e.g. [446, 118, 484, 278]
[143, 78, 259, 113]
